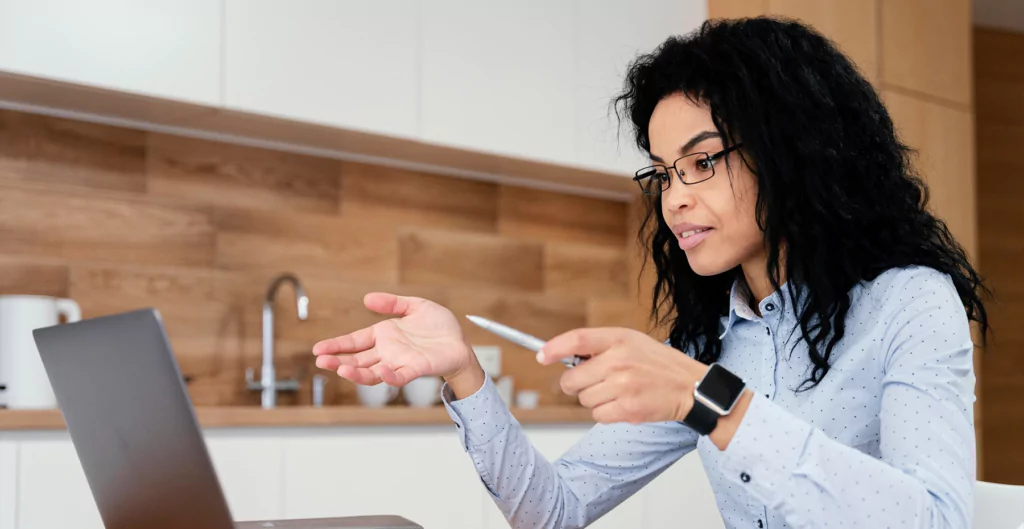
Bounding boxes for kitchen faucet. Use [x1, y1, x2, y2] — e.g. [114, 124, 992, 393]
[246, 273, 308, 409]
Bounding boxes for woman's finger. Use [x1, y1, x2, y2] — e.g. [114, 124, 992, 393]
[541, 327, 633, 365]
[559, 350, 616, 395]
[337, 365, 383, 386]
[378, 364, 419, 387]
[363, 292, 425, 317]
[315, 348, 380, 371]
[590, 400, 628, 424]
[576, 379, 618, 410]
[313, 326, 375, 356]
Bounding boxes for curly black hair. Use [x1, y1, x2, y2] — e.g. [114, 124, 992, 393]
[615, 16, 989, 390]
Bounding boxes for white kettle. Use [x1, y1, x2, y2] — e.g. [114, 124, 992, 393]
[0, 295, 81, 409]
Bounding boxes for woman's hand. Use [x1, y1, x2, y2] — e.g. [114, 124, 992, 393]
[540, 327, 751, 449]
[312, 293, 485, 397]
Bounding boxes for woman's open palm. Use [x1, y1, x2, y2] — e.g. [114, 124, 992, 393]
[312, 292, 474, 386]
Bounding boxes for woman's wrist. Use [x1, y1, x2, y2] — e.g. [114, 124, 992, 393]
[443, 346, 486, 401]
[708, 389, 754, 450]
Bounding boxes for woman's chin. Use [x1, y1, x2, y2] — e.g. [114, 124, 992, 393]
[685, 252, 737, 277]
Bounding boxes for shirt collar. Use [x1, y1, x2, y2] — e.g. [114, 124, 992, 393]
[718, 276, 804, 340]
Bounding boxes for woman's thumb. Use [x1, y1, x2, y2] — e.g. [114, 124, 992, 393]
[363, 292, 422, 316]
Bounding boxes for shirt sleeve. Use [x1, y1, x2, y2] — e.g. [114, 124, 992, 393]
[717, 268, 976, 528]
[443, 376, 699, 529]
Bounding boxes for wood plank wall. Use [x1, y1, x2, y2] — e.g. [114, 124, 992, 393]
[0, 109, 637, 407]
[708, 0, 983, 470]
[975, 27, 1024, 486]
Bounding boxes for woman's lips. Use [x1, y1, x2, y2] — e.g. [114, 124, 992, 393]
[677, 228, 712, 250]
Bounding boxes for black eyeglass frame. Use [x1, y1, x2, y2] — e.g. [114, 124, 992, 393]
[632, 143, 744, 195]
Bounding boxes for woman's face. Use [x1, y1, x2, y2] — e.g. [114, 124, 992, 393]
[650, 93, 764, 276]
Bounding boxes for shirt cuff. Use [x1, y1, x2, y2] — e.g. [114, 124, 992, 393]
[717, 392, 814, 508]
[441, 376, 516, 450]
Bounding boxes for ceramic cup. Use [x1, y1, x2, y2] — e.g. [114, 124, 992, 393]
[402, 376, 442, 408]
[356, 383, 399, 408]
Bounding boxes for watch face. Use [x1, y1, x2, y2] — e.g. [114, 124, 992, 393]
[698, 364, 746, 411]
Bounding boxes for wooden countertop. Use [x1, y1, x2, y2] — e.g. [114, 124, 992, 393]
[0, 405, 595, 431]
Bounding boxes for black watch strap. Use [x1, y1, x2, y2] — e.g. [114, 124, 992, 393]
[682, 398, 719, 436]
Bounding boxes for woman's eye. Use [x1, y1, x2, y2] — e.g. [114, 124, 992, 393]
[696, 158, 714, 171]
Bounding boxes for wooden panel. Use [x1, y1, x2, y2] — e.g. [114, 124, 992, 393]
[213, 208, 397, 283]
[769, 0, 879, 81]
[627, 196, 665, 337]
[340, 161, 499, 232]
[398, 229, 543, 292]
[0, 110, 145, 192]
[977, 123, 1024, 197]
[447, 290, 586, 406]
[881, 0, 972, 106]
[0, 405, 594, 430]
[0, 258, 68, 297]
[974, 28, 1024, 83]
[976, 28, 1024, 484]
[147, 133, 342, 214]
[544, 243, 628, 298]
[0, 108, 637, 409]
[883, 90, 976, 259]
[976, 77, 1024, 127]
[68, 265, 256, 406]
[0, 186, 215, 267]
[586, 298, 638, 329]
[498, 186, 628, 248]
[708, 0, 768, 18]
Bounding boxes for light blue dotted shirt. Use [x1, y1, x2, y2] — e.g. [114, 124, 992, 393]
[442, 266, 977, 528]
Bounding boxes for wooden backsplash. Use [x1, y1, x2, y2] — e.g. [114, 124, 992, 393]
[0, 109, 644, 407]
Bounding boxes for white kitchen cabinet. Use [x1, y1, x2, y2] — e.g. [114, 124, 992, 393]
[205, 429, 286, 522]
[2, 423, 724, 529]
[0, 439, 18, 529]
[574, 0, 707, 176]
[15, 434, 103, 529]
[420, 0, 577, 167]
[282, 427, 487, 529]
[223, 0, 420, 139]
[0, 0, 222, 106]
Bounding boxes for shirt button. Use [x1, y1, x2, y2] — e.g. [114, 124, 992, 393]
[757, 520, 764, 528]
[764, 303, 775, 312]
[740, 472, 751, 483]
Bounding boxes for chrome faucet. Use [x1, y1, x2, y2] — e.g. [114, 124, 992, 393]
[246, 273, 309, 409]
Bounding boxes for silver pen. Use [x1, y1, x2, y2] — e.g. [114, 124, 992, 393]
[465, 315, 584, 368]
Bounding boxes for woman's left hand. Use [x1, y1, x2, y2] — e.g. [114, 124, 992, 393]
[540, 327, 752, 449]
[539, 327, 708, 424]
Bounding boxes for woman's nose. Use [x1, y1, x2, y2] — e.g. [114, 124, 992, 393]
[661, 177, 696, 211]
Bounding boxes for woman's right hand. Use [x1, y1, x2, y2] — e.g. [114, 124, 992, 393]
[312, 292, 485, 397]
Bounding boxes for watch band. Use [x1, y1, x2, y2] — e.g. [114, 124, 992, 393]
[682, 398, 719, 436]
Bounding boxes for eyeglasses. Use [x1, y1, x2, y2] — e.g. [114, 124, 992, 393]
[633, 144, 744, 196]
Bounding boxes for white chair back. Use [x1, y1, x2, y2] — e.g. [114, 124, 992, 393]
[975, 480, 1024, 529]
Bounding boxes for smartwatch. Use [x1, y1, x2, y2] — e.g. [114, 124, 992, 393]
[682, 363, 747, 436]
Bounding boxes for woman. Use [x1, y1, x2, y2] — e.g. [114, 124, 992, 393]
[313, 17, 987, 529]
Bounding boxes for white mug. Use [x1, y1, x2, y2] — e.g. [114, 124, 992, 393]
[356, 383, 399, 408]
[402, 376, 442, 408]
[515, 390, 539, 410]
[0, 295, 82, 409]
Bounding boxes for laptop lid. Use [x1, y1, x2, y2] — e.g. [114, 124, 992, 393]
[33, 308, 235, 529]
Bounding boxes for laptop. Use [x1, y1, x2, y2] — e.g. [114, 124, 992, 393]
[32, 308, 422, 529]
